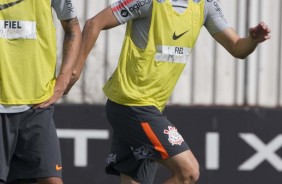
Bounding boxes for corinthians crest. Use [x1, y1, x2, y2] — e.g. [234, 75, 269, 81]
[164, 126, 184, 146]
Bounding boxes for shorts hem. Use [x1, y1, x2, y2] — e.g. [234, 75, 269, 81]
[164, 146, 190, 160]
[105, 166, 120, 176]
[7, 173, 62, 183]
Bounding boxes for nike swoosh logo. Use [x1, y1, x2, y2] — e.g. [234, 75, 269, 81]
[56, 164, 62, 171]
[173, 30, 189, 40]
[0, 0, 24, 11]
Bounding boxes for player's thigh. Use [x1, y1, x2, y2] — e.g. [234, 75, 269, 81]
[37, 177, 63, 184]
[120, 174, 140, 184]
[158, 150, 199, 177]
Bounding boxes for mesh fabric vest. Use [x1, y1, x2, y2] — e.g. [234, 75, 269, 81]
[103, 0, 205, 111]
[0, 0, 56, 104]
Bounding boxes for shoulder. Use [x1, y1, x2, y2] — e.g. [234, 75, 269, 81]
[204, 0, 225, 17]
[111, 0, 152, 14]
[111, 0, 153, 24]
[51, 0, 77, 20]
[203, 0, 230, 35]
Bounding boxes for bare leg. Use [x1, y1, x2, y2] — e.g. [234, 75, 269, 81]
[37, 177, 63, 184]
[158, 150, 200, 184]
[120, 174, 140, 184]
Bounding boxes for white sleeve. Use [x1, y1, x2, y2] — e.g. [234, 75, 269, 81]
[110, 0, 152, 24]
[204, 0, 230, 35]
[52, 0, 77, 20]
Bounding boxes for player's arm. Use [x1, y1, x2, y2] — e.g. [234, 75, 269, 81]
[204, 0, 271, 59]
[57, 17, 82, 92]
[65, 0, 152, 93]
[77, 6, 119, 76]
[36, 17, 81, 108]
[65, 6, 119, 93]
[213, 22, 271, 59]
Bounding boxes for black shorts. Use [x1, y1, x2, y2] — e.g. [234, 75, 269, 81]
[0, 106, 62, 183]
[105, 100, 189, 184]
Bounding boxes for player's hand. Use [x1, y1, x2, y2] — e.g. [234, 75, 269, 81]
[33, 74, 68, 109]
[249, 21, 271, 43]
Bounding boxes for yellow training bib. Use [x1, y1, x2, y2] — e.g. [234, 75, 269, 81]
[0, 0, 57, 104]
[104, 0, 205, 111]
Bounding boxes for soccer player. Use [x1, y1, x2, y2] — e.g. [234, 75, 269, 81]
[0, 0, 81, 184]
[68, 0, 271, 183]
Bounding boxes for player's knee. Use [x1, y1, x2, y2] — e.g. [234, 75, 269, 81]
[178, 163, 200, 183]
[190, 166, 200, 182]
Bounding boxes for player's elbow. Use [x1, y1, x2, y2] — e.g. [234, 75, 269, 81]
[82, 18, 104, 42]
[84, 18, 96, 31]
[229, 47, 250, 60]
[85, 13, 113, 32]
[232, 53, 248, 60]
[84, 17, 102, 33]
